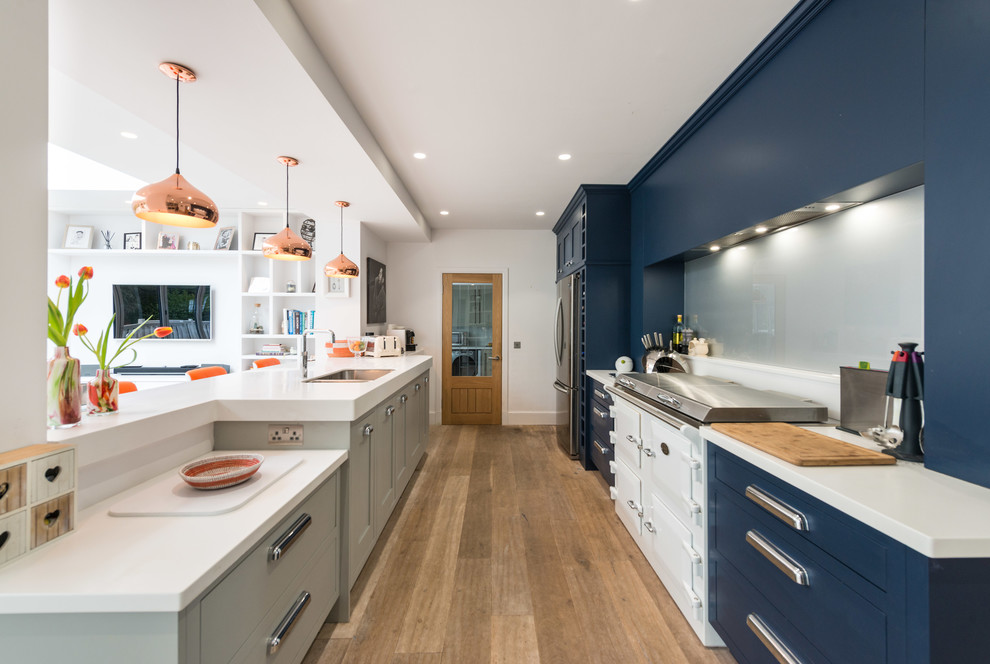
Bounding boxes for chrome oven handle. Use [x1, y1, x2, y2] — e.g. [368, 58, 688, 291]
[746, 530, 809, 586]
[745, 485, 808, 531]
[746, 614, 804, 664]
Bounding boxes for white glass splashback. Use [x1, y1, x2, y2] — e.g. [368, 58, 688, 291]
[684, 186, 924, 374]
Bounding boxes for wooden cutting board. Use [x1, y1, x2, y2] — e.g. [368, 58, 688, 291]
[711, 422, 896, 466]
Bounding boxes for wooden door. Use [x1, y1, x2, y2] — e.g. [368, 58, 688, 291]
[442, 273, 502, 424]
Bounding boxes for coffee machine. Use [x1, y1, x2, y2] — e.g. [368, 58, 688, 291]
[882, 341, 924, 462]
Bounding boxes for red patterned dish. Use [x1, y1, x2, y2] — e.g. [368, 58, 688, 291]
[179, 454, 265, 490]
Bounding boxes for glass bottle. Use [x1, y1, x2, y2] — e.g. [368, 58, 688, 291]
[249, 303, 264, 334]
[673, 314, 684, 352]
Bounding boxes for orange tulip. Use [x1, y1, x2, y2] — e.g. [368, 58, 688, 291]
[72, 323, 88, 336]
[55, 275, 70, 289]
[77, 266, 94, 280]
[154, 327, 173, 338]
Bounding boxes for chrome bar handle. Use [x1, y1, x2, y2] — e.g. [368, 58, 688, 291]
[269, 514, 312, 562]
[268, 591, 311, 655]
[746, 485, 809, 531]
[593, 407, 609, 419]
[593, 388, 609, 402]
[593, 440, 609, 456]
[746, 530, 809, 586]
[746, 614, 803, 664]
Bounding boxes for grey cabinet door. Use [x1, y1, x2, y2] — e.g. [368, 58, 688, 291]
[373, 400, 397, 539]
[405, 381, 423, 471]
[394, 392, 411, 494]
[349, 415, 376, 586]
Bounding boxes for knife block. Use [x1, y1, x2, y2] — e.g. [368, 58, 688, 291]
[0, 443, 77, 569]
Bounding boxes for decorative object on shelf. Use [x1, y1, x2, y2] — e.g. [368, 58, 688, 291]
[100, 230, 115, 250]
[366, 257, 386, 324]
[74, 315, 172, 415]
[247, 277, 271, 293]
[615, 356, 633, 372]
[131, 62, 219, 228]
[214, 226, 235, 250]
[327, 276, 349, 298]
[252, 232, 275, 251]
[688, 338, 709, 356]
[62, 225, 93, 249]
[187, 241, 200, 250]
[324, 200, 359, 277]
[248, 303, 264, 334]
[157, 232, 178, 250]
[179, 453, 264, 490]
[123, 232, 142, 250]
[300, 218, 316, 249]
[46, 266, 91, 429]
[263, 156, 312, 261]
[285, 280, 296, 293]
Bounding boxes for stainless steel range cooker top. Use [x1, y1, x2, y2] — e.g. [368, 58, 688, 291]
[612, 372, 827, 426]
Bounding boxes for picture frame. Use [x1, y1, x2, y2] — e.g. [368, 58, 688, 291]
[253, 232, 275, 251]
[63, 225, 94, 249]
[327, 277, 349, 298]
[248, 277, 271, 293]
[157, 232, 179, 250]
[214, 226, 235, 251]
[122, 232, 142, 250]
[366, 258, 387, 323]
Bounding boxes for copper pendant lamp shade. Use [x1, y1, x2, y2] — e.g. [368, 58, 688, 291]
[263, 157, 312, 261]
[132, 63, 219, 228]
[324, 201, 359, 278]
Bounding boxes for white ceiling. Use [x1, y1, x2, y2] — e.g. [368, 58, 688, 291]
[48, 0, 798, 239]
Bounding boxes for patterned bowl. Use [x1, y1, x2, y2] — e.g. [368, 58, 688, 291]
[179, 454, 265, 490]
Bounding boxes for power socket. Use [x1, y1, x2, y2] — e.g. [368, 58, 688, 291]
[268, 424, 304, 445]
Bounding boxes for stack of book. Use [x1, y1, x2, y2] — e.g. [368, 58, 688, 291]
[257, 344, 289, 356]
[281, 309, 316, 335]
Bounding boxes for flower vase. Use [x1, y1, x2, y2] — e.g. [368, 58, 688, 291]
[88, 369, 119, 415]
[47, 346, 81, 429]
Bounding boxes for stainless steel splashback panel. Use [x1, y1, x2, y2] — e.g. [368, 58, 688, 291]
[613, 373, 827, 424]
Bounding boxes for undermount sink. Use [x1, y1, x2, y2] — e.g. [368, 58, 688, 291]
[304, 368, 394, 383]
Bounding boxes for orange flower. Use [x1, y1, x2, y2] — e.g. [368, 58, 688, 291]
[77, 266, 94, 280]
[154, 327, 173, 338]
[55, 275, 70, 289]
[72, 323, 88, 336]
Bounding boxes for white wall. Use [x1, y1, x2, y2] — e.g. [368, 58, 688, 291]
[313, 216, 362, 340]
[361, 225, 387, 337]
[386, 229, 557, 424]
[3, 0, 47, 453]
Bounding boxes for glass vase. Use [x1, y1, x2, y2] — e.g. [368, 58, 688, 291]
[47, 346, 81, 429]
[88, 369, 119, 415]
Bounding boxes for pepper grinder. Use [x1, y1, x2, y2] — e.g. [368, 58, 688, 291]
[882, 341, 924, 462]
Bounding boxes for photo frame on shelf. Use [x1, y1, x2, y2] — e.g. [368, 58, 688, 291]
[214, 226, 235, 250]
[252, 232, 275, 251]
[327, 277, 349, 298]
[123, 232, 142, 250]
[63, 225, 94, 249]
[248, 277, 271, 293]
[157, 232, 179, 250]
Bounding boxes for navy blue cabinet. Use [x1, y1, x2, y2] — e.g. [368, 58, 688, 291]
[588, 379, 615, 486]
[553, 186, 630, 469]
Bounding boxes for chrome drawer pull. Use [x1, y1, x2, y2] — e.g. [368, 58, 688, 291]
[643, 448, 656, 457]
[594, 389, 609, 402]
[746, 614, 803, 664]
[593, 440, 609, 456]
[745, 485, 809, 531]
[268, 591, 311, 655]
[593, 407, 609, 419]
[644, 521, 656, 533]
[746, 530, 809, 586]
[625, 500, 643, 517]
[269, 514, 312, 562]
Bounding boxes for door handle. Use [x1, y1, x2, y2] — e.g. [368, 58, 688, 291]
[554, 297, 563, 363]
[553, 380, 571, 395]
[491, 355, 501, 361]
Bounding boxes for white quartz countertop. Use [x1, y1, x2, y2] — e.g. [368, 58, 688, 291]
[587, 369, 619, 386]
[0, 449, 346, 614]
[703, 425, 990, 559]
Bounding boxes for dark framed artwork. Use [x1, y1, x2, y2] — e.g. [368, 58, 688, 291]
[367, 258, 386, 324]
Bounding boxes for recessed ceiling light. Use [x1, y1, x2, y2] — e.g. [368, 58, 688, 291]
[413, 152, 426, 159]
[440, 210, 449, 215]
[734, 246, 747, 251]
[120, 131, 138, 139]
[824, 203, 841, 212]
[536, 211, 545, 216]
[558, 153, 571, 161]
[734, 231, 744, 236]
[257, 201, 268, 206]
[710, 245, 721, 252]
[755, 226, 768, 233]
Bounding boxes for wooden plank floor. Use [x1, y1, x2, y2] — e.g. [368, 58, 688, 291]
[303, 425, 737, 664]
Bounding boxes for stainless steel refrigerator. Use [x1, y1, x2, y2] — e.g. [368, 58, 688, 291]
[553, 272, 580, 458]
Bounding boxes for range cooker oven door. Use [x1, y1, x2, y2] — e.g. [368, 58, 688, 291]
[553, 273, 579, 457]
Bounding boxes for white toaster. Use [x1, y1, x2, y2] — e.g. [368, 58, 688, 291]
[372, 335, 402, 357]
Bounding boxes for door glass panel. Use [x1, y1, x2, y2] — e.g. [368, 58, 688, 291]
[451, 282, 493, 377]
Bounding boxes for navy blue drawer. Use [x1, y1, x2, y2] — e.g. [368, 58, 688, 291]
[712, 558, 830, 664]
[712, 448, 890, 590]
[590, 399, 613, 442]
[590, 433, 614, 485]
[712, 484, 887, 664]
[590, 383, 613, 409]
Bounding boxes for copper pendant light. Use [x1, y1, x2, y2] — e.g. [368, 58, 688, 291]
[132, 63, 219, 228]
[324, 201, 359, 278]
[263, 156, 312, 261]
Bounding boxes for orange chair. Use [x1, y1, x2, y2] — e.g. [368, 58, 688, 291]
[118, 381, 138, 394]
[252, 357, 281, 369]
[186, 366, 228, 381]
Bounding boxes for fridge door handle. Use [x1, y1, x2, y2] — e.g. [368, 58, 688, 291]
[553, 380, 572, 395]
[554, 296, 563, 366]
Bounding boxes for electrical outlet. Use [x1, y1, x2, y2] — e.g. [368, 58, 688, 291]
[268, 423, 304, 445]
[513, 341, 521, 349]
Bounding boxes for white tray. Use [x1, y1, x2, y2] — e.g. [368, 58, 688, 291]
[108, 455, 302, 517]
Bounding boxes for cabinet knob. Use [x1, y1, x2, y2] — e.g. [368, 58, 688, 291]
[424, 377, 429, 384]
[643, 448, 656, 457]
[363, 424, 374, 435]
[644, 521, 656, 534]
[400, 395, 408, 403]
[385, 406, 395, 417]
[415, 384, 421, 391]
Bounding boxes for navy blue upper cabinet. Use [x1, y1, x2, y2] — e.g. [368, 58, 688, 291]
[554, 185, 631, 281]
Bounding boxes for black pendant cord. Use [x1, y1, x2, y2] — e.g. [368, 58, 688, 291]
[175, 74, 181, 175]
